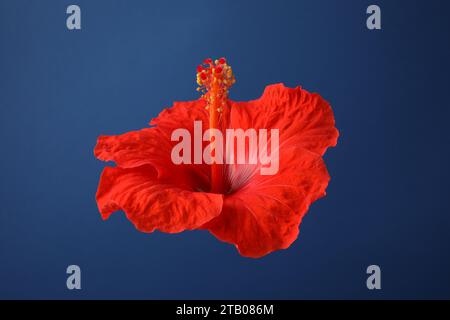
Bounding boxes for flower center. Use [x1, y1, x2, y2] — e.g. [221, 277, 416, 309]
[196, 58, 235, 193]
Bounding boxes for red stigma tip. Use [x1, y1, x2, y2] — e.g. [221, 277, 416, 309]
[219, 58, 226, 64]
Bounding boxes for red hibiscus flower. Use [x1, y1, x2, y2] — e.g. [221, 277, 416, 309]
[94, 58, 339, 258]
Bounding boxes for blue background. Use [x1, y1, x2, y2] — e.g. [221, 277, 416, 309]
[1, 0, 449, 299]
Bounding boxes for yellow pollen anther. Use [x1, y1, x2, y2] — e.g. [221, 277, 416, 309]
[196, 57, 235, 114]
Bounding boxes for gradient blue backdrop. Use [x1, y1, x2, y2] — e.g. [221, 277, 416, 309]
[1, 0, 449, 299]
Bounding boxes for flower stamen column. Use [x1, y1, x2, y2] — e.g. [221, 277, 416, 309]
[196, 58, 235, 193]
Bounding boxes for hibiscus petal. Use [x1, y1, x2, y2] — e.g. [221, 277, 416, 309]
[96, 165, 223, 233]
[229, 83, 339, 156]
[94, 99, 211, 190]
[203, 146, 330, 258]
[95, 128, 168, 168]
